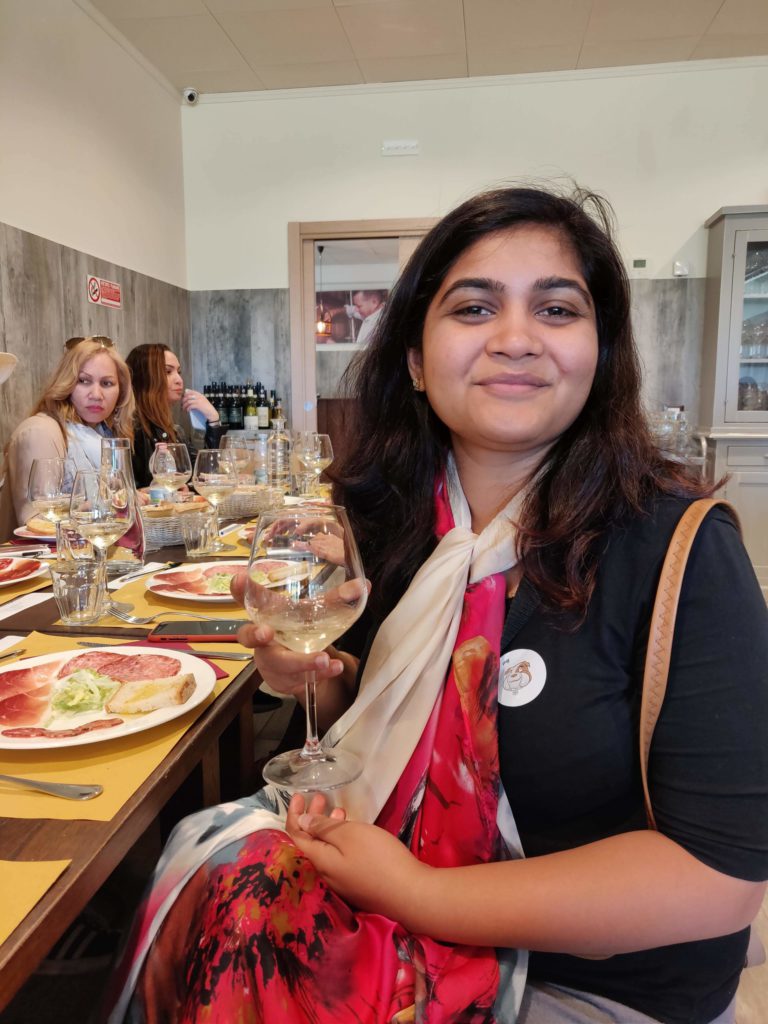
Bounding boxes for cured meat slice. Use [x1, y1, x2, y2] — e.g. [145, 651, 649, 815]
[0, 686, 53, 727]
[0, 661, 63, 702]
[58, 652, 181, 682]
[0, 558, 13, 572]
[153, 570, 204, 587]
[153, 577, 209, 595]
[0, 559, 40, 583]
[2, 718, 124, 738]
[202, 564, 243, 578]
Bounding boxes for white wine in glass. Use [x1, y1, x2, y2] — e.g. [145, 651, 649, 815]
[245, 505, 367, 791]
[192, 449, 237, 551]
[149, 442, 193, 496]
[69, 469, 134, 614]
[28, 458, 76, 524]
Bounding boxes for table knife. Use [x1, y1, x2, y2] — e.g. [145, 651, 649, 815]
[76, 641, 251, 661]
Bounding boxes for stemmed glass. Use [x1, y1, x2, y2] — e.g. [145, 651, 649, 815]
[69, 469, 135, 616]
[192, 449, 237, 551]
[148, 443, 192, 500]
[244, 505, 368, 791]
[27, 457, 76, 525]
[292, 433, 334, 497]
[220, 435, 256, 487]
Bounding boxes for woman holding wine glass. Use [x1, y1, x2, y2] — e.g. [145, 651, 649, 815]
[0, 337, 134, 540]
[108, 187, 768, 1024]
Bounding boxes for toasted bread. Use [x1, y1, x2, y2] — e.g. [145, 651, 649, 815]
[141, 503, 176, 519]
[25, 515, 57, 536]
[105, 673, 196, 714]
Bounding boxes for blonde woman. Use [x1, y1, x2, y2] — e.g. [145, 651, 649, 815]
[0, 337, 134, 537]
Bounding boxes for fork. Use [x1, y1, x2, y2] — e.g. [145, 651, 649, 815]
[0, 773, 103, 800]
[108, 607, 246, 626]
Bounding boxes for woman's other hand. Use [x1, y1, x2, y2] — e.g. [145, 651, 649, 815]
[181, 388, 218, 424]
[286, 794, 428, 917]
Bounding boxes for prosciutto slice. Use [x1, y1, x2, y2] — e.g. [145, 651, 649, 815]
[0, 662, 63, 727]
[0, 558, 40, 583]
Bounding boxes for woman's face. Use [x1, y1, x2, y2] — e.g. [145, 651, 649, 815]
[410, 225, 599, 464]
[164, 351, 184, 404]
[69, 352, 121, 425]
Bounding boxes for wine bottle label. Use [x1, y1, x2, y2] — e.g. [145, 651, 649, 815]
[244, 415, 259, 430]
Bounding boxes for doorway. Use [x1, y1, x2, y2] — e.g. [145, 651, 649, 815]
[287, 218, 436, 439]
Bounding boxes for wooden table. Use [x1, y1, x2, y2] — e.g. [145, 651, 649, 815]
[0, 543, 273, 1010]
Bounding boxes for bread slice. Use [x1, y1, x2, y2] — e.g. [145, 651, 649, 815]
[26, 515, 57, 536]
[105, 673, 196, 714]
[141, 503, 176, 519]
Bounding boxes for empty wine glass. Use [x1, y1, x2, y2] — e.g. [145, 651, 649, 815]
[27, 457, 76, 525]
[192, 449, 237, 551]
[69, 469, 135, 617]
[245, 505, 368, 791]
[220, 435, 256, 487]
[149, 442, 193, 500]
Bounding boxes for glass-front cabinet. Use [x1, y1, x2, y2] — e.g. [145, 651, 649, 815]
[700, 207, 768, 596]
[701, 208, 768, 429]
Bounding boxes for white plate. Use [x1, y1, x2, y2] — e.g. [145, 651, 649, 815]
[146, 561, 248, 603]
[13, 526, 55, 542]
[0, 557, 49, 589]
[0, 645, 216, 750]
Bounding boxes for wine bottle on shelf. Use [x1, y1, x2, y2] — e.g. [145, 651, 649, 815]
[217, 383, 229, 428]
[257, 387, 270, 430]
[244, 383, 258, 431]
[229, 385, 244, 430]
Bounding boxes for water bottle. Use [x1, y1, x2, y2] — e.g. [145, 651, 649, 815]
[100, 437, 146, 575]
[267, 417, 291, 494]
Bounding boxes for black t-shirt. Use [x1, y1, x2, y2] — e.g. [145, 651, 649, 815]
[498, 498, 768, 1024]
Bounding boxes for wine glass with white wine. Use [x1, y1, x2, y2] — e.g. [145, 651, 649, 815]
[69, 469, 135, 615]
[296, 433, 333, 497]
[192, 449, 237, 551]
[27, 457, 76, 526]
[244, 504, 368, 791]
[149, 443, 193, 500]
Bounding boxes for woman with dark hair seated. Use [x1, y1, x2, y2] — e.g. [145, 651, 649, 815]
[107, 186, 768, 1024]
[126, 343, 223, 488]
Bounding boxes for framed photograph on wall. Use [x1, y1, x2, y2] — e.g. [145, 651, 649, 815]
[315, 288, 389, 349]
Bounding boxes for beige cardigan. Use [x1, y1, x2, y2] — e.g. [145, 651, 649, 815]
[0, 414, 67, 541]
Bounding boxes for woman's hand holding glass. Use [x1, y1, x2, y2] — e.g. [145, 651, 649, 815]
[242, 505, 367, 791]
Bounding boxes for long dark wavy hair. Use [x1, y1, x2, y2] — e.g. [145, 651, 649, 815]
[126, 344, 178, 444]
[330, 185, 715, 621]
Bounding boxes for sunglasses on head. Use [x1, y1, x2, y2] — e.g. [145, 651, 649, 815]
[64, 336, 114, 351]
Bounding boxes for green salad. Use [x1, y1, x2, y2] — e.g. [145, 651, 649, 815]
[51, 669, 120, 715]
[207, 573, 234, 594]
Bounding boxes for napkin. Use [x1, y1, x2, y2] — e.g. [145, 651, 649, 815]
[0, 859, 71, 945]
[0, 592, 52, 621]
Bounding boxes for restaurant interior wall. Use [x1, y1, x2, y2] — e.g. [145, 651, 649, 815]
[0, 0, 191, 453]
[182, 61, 767, 424]
[0, 0, 187, 289]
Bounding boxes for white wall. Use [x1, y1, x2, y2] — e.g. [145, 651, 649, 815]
[0, 0, 186, 287]
[182, 60, 768, 291]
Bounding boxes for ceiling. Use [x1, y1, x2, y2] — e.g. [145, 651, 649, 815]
[88, 0, 768, 97]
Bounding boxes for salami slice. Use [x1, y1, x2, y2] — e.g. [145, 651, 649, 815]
[58, 651, 181, 682]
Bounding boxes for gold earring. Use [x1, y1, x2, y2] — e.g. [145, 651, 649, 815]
[412, 377, 425, 392]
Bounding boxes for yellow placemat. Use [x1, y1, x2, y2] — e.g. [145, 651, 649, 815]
[0, 632, 251, 821]
[0, 571, 52, 606]
[54, 569, 251, 629]
[0, 859, 71, 945]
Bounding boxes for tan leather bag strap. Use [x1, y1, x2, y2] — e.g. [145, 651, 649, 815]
[640, 498, 738, 830]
